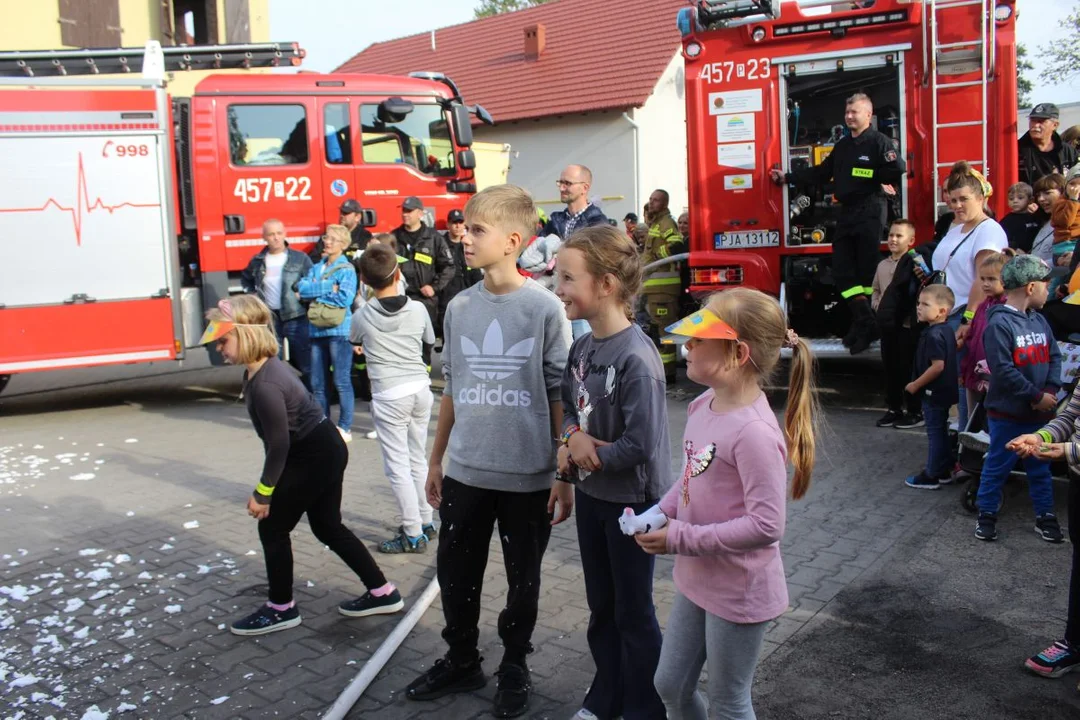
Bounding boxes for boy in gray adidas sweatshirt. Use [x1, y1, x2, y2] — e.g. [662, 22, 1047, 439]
[405, 185, 572, 718]
[350, 245, 437, 555]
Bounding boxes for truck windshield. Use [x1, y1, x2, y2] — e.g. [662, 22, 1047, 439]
[359, 103, 456, 176]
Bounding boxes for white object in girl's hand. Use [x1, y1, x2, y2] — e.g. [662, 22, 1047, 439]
[619, 504, 668, 536]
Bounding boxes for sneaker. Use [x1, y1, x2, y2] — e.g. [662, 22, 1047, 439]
[905, 472, 940, 491]
[229, 604, 301, 636]
[951, 463, 973, 483]
[975, 512, 998, 541]
[572, 711, 599, 720]
[894, 413, 925, 429]
[365, 430, 378, 440]
[959, 430, 991, 453]
[338, 427, 353, 443]
[338, 589, 405, 617]
[406, 655, 487, 701]
[876, 410, 901, 428]
[398, 523, 439, 542]
[379, 530, 428, 554]
[1036, 513, 1065, 544]
[493, 661, 531, 718]
[1025, 640, 1080, 677]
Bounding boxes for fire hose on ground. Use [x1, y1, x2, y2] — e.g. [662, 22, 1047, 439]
[322, 576, 442, 720]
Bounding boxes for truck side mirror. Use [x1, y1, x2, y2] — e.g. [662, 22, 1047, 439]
[458, 149, 476, 170]
[451, 104, 474, 147]
[474, 104, 494, 126]
[378, 97, 414, 124]
[360, 209, 377, 228]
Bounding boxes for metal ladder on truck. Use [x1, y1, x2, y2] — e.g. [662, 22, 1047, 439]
[925, 0, 993, 220]
[0, 41, 304, 78]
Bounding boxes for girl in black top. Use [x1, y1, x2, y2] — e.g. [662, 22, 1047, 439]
[199, 296, 404, 636]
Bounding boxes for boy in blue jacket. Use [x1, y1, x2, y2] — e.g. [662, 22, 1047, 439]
[976, 255, 1065, 543]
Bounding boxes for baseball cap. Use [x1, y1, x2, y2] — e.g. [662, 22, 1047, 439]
[339, 198, 363, 214]
[1030, 103, 1060, 120]
[401, 196, 424, 211]
[1001, 254, 1066, 289]
[447, 209, 465, 223]
[624, 212, 639, 223]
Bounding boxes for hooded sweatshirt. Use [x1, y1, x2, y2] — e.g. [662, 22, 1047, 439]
[349, 296, 434, 398]
[982, 303, 1061, 422]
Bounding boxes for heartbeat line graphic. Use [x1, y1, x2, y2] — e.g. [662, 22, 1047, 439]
[0, 151, 161, 246]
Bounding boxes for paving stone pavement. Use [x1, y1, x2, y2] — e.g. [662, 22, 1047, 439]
[0, 361, 1070, 719]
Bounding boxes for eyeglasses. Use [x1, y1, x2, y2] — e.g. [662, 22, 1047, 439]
[555, 180, 585, 188]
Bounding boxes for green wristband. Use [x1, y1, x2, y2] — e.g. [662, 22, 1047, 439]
[963, 310, 975, 321]
[1036, 430, 1054, 444]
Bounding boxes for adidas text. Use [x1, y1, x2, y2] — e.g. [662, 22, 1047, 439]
[457, 383, 532, 408]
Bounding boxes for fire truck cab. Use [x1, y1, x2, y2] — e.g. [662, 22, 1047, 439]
[677, 0, 1018, 353]
[0, 42, 488, 394]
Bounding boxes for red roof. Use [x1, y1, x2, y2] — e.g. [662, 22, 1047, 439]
[335, 0, 686, 124]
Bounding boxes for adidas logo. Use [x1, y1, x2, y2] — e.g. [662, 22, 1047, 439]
[461, 320, 535, 381]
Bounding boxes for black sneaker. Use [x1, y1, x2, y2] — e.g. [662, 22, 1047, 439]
[379, 530, 428, 554]
[338, 589, 405, 618]
[904, 472, 940, 491]
[493, 662, 531, 718]
[876, 410, 901, 428]
[975, 512, 998, 541]
[398, 523, 439, 542]
[894, 413, 925, 429]
[229, 604, 301, 636]
[406, 656, 487, 701]
[1025, 640, 1080, 677]
[1035, 513, 1065, 544]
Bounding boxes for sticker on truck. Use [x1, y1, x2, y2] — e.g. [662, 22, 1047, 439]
[714, 230, 780, 249]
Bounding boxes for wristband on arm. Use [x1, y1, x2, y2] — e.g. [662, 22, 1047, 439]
[561, 425, 581, 445]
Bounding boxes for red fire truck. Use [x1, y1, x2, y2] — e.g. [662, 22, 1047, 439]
[0, 42, 489, 394]
[676, 0, 1018, 354]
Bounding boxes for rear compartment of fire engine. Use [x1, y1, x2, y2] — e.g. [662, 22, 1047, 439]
[782, 64, 904, 340]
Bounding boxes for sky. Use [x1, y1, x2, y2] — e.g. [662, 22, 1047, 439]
[270, 0, 1079, 105]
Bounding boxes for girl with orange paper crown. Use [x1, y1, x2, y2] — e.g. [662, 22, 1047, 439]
[554, 226, 670, 720]
[629, 289, 818, 720]
[198, 296, 403, 636]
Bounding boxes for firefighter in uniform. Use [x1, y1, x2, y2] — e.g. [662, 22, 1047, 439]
[392, 196, 455, 367]
[770, 92, 906, 355]
[642, 189, 686, 383]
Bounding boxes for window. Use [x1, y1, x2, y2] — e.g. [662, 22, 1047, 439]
[227, 104, 309, 166]
[59, 0, 121, 48]
[324, 103, 352, 165]
[360, 103, 456, 176]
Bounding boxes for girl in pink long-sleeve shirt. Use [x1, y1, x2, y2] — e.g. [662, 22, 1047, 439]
[635, 288, 818, 720]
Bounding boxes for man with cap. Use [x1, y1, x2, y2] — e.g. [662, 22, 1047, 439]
[1019, 103, 1079, 187]
[309, 199, 373, 262]
[623, 212, 638, 239]
[393, 197, 455, 362]
[438, 209, 482, 350]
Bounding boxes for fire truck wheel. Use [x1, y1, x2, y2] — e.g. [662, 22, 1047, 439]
[0, 374, 9, 396]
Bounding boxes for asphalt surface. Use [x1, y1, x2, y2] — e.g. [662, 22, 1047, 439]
[0, 352, 1077, 719]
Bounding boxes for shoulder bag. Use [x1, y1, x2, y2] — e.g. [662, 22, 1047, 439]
[307, 262, 348, 328]
[923, 218, 988, 288]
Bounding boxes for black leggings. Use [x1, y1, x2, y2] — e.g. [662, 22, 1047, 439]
[1066, 473, 1080, 645]
[257, 419, 388, 604]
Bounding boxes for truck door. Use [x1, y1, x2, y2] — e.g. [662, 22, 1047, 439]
[318, 97, 365, 235]
[355, 99, 459, 231]
[216, 97, 321, 269]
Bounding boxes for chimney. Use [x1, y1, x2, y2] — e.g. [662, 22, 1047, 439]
[524, 24, 546, 60]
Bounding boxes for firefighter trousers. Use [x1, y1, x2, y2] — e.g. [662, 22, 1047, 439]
[644, 289, 680, 381]
[833, 200, 887, 301]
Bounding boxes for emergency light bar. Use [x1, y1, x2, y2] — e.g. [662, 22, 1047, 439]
[694, 0, 779, 27]
[772, 9, 908, 37]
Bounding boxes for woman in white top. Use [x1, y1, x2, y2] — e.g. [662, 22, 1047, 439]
[930, 161, 1008, 428]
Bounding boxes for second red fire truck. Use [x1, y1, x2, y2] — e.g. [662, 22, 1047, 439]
[676, 0, 1019, 353]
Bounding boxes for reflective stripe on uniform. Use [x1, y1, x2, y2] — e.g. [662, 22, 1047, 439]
[863, 287, 875, 296]
[255, 482, 275, 497]
[644, 276, 682, 287]
[659, 351, 677, 363]
[840, 285, 865, 299]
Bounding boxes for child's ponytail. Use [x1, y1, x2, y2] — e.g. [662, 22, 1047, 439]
[784, 337, 818, 500]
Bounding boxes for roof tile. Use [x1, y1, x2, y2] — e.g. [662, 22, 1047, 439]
[335, 0, 685, 123]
